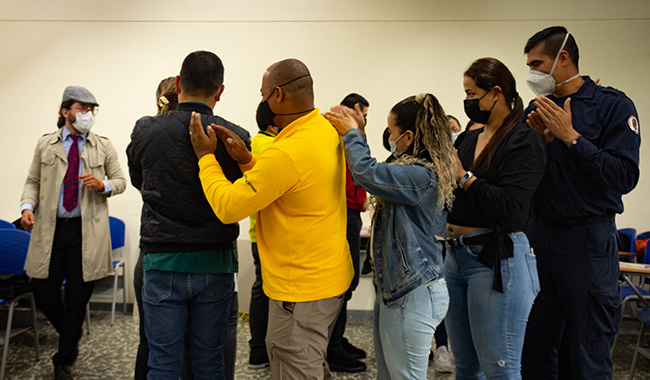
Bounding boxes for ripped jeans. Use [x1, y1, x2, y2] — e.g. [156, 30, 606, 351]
[444, 231, 539, 380]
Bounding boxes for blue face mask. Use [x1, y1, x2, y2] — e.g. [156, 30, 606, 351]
[452, 131, 461, 143]
[389, 133, 406, 157]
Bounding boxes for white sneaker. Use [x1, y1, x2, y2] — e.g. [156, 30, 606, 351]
[434, 346, 454, 373]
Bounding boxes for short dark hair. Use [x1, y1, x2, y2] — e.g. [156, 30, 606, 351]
[340, 93, 369, 110]
[525, 26, 579, 70]
[447, 115, 459, 126]
[179, 51, 224, 97]
[57, 100, 76, 128]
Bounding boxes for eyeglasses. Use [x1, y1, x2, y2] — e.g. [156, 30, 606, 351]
[70, 105, 99, 116]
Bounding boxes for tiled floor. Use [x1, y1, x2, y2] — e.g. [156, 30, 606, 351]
[3, 311, 650, 379]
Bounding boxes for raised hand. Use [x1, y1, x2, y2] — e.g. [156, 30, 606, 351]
[212, 125, 252, 165]
[189, 112, 218, 160]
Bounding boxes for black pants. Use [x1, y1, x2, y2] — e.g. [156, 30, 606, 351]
[134, 251, 239, 380]
[434, 244, 448, 349]
[248, 242, 269, 361]
[328, 208, 362, 353]
[31, 217, 94, 367]
[522, 218, 621, 380]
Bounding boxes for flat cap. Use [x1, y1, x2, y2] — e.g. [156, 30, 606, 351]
[62, 86, 98, 105]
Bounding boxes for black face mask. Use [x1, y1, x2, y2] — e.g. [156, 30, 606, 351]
[464, 90, 496, 124]
[257, 74, 314, 130]
[382, 127, 391, 151]
[256, 100, 273, 131]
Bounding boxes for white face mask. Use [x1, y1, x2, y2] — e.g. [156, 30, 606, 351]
[72, 111, 95, 134]
[526, 33, 580, 97]
[452, 131, 461, 143]
[389, 133, 405, 157]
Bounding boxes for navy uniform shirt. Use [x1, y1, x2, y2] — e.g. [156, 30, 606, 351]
[525, 76, 641, 219]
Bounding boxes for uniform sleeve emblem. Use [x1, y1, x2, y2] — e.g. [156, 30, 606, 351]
[628, 116, 639, 135]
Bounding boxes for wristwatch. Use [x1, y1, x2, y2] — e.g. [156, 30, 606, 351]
[458, 171, 474, 189]
[570, 134, 582, 148]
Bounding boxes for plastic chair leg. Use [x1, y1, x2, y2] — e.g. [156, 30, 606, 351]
[1, 301, 16, 380]
[111, 270, 118, 326]
[122, 270, 127, 315]
[30, 294, 39, 361]
[630, 323, 646, 379]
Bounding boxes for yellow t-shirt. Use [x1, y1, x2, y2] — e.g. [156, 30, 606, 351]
[248, 131, 276, 243]
[198, 109, 352, 302]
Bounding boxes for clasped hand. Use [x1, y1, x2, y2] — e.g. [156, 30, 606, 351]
[526, 97, 579, 146]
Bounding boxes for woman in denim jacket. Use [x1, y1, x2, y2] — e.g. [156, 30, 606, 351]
[325, 93, 457, 379]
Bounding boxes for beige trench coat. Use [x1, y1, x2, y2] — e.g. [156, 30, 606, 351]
[21, 128, 126, 282]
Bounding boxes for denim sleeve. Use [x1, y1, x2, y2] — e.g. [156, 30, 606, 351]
[342, 129, 436, 206]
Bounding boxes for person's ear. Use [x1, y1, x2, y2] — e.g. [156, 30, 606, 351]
[61, 107, 69, 118]
[215, 84, 225, 102]
[175, 76, 182, 95]
[405, 130, 415, 145]
[492, 86, 503, 103]
[275, 86, 285, 103]
[558, 50, 570, 68]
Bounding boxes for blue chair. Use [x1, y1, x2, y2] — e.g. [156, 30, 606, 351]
[629, 307, 650, 379]
[619, 228, 638, 262]
[636, 231, 650, 265]
[0, 229, 39, 380]
[614, 240, 650, 355]
[0, 221, 15, 230]
[89, 216, 126, 326]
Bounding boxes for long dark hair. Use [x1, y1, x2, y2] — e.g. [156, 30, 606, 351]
[464, 58, 523, 170]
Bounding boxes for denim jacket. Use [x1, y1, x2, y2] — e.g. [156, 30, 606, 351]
[343, 129, 445, 305]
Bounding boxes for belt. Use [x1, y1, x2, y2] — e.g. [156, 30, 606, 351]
[56, 217, 81, 223]
[533, 214, 613, 229]
[445, 232, 493, 247]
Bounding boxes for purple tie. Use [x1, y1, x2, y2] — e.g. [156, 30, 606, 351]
[63, 135, 80, 211]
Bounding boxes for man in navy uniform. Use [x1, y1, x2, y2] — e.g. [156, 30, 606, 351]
[521, 26, 641, 379]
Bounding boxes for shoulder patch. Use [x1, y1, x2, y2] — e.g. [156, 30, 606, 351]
[628, 116, 639, 135]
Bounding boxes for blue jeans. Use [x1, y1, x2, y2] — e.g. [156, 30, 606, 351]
[445, 231, 539, 380]
[374, 278, 449, 380]
[143, 270, 234, 380]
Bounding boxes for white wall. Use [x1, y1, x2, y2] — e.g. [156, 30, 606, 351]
[1, 0, 649, 311]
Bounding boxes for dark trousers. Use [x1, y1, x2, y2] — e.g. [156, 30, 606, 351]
[521, 218, 621, 380]
[328, 208, 362, 352]
[134, 251, 239, 380]
[434, 244, 448, 349]
[31, 217, 94, 367]
[248, 242, 269, 360]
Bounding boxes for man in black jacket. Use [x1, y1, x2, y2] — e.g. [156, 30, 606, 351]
[126, 51, 250, 380]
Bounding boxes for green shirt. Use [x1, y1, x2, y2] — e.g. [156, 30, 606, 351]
[143, 250, 238, 273]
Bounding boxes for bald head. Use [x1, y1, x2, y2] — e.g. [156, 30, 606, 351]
[265, 58, 314, 103]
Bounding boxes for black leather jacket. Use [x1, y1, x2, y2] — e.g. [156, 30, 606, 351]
[127, 102, 251, 254]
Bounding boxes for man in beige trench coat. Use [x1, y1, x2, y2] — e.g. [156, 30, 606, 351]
[20, 86, 126, 380]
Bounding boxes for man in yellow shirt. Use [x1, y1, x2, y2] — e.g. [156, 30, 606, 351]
[189, 58, 353, 380]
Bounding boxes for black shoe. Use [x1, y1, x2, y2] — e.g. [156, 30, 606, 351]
[54, 364, 73, 380]
[342, 337, 366, 359]
[248, 351, 270, 369]
[327, 349, 367, 373]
